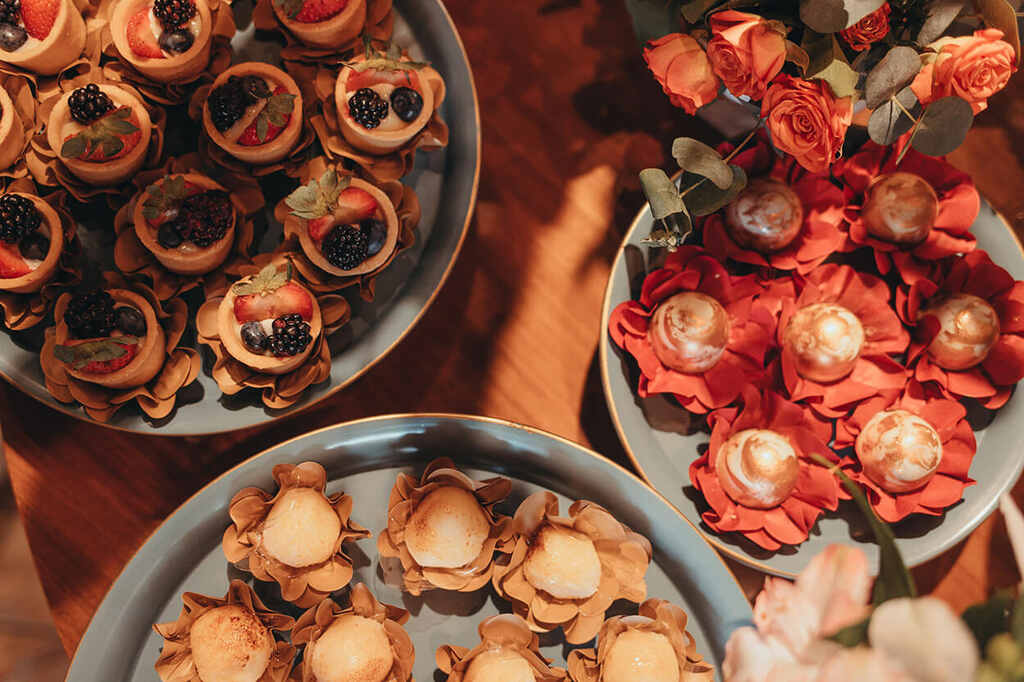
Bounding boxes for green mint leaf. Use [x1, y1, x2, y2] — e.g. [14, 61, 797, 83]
[256, 113, 269, 143]
[60, 134, 87, 159]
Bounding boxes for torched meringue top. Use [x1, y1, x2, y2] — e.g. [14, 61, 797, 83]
[403, 485, 491, 569]
[260, 488, 341, 568]
[856, 408, 943, 493]
[648, 291, 730, 374]
[463, 648, 535, 682]
[602, 617, 681, 682]
[522, 524, 603, 601]
[189, 605, 274, 682]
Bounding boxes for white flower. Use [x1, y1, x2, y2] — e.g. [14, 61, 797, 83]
[868, 597, 979, 682]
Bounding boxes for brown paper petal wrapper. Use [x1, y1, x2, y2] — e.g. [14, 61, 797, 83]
[222, 461, 370, 607]
[0, 73, 40, 184]
[196, 254, 350, 409]
[112, 154, 265, 300]
[25, 64, 166, 202]
[436, 614, 566, 681]
[0, 180, 83, 329]
[566, 599, 715, 682]
[251, 0, 394, 66]
[491, 491, 653, 645]
[291, 583, 414, 682]
[39, 273, 201, 422]
[377, 457, 515, 596]
[153, 579, 296, 682]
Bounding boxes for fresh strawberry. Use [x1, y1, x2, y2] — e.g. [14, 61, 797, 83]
[334, 188, 377, 225]
[20, 0, 59, 40]
[62, 339, 139, 374]
[233, 282, 313, 323]
[61, 107, 142, 162]
[0, 242, 29, 279]
[237, 87, 293, 147]
[307, 215, 334, 242]
[293, 0, 346, 23]
[346, 67, 416, 92]
[127, 9, 164, 59]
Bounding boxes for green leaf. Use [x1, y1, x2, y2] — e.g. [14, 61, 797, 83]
[785, 40, 810, 75]
[671, 138, 733, 190]
[917, 0, 966, 45]
[680, 0, 720, 23]
[911, 95, 973, 156]
[639, 168, 686, 220]
[963, 591, 1014, 651]
[624, 0, 684, 43]
[799, 0, 886, 32]
[54, 337, 138, 370]
[1010, 593, 1024, 645]
[232, 263, 291, 296]
[976, 0, 1020, 64]
[60, 134, 87, 159]
[267, 93, 296, 116]
[256, 114, 269, 143]
[864, 46, 922, 109]
[804, 32, 859, 99]
[285, 170, 349, 220]
[101, 136, 124, 158]
[681, 165, 747, 216]
[868, 87, 920, 145]
[828, 616, 871, 647]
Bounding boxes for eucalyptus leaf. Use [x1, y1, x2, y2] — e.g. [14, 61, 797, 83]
[799, 0, 885, 33]
[804, 32, 860, 98]
[917, 0, 966, 45]
[671, 138, 732, 189]
[639, 168, 686, 220]
[785, 40, 810, 74]
[911, 95, 973, 156]
[867, 87, 920, 145]
[624, 0, 684, 43]
[681, 0, 720, 23]
[828, 616, 871, 647]
[864, 46, 922, 109]
[975, 0, 1020, 64]
[681, 165, 747, 216]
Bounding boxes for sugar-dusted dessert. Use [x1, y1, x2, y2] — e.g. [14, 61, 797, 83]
[109, 0, 213, 83]
[437, 614, 566, 682]
[0, 192, 64, 294]
[0, 0, 85, 74]
[202, 63, 302, 166]
[271, 0, 365, 49]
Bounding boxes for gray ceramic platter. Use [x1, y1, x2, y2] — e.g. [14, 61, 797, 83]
[600, 194, 1024, 577]
[0, 0, 479, 435]
[63, 414, 752, 681]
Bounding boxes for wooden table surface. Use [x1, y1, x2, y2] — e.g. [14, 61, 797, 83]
[3, 0, 1024, 657]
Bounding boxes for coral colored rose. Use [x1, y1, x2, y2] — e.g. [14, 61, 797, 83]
[761, 75, 853, 174]
[643, 33, 720, 114]
[706, 10, 787, 99]
[911, 28, 1016, 113]
[840, 3, 891, 51]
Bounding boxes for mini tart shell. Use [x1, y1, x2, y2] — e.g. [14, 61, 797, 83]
[334, 60, 435, 155]
[47, 84, 152, 186]
[216, 279, 323, 375]
[0, 0, 86, 75]
[0, 194, 63, 294]
[55, 288, 166, 389]
[436, 614, 567, 682]
[295, 177, 399, 278]
[0, 86, 25, 172]
[272, 0, 365, 49]
[132, 172, 236, 275]
[110, 0, 214, 83]
[202, 63, 303, 166]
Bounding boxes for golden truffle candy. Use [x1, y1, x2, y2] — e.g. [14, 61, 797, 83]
[260, 487, 342, 568]
[523, 524, 603, 600]
[648, 291, 730, 374]
[463, 648, 535, 682]
[921, 293, 1000, 370]
[404, 486, 491, 569]
[602, 620, 681, 682]
[715, 429, 801, 509]
[862, 172, 939, 245]
[189, 605, 274, 682]
[784, 302, 865, 383]
[308, 614, 394, 682]
[724, 178, 804, 253]
[856, 409, 943, 493]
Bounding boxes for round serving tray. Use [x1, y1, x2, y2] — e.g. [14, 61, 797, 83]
[64, 414, 752, 681]
[600, 194, 1024, 577]
[0, 0, 479, 435]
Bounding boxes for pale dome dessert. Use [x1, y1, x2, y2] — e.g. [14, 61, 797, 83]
[861, 172, 939, 245]
[109, 0, 213, 83]
[920, 293, 1000, 370]
[271, 0, 365, 49]
[463, 649, 535, 682]
[724, 177, 803, 253]
[522, 524, 602, 600]
[437, 614, 567, 682]
[647, 291, 730, 374]
[784, 302, 865, 383]
[715, 428, 800, 509]
[260, 487, 342, 568]
[0, 192, 64, 294]
[0, 0, 85, 75]
[190, 605, 274, 682]
[602, 625, 681, 682]
[856, 408, 943, 493]
[404, 485, 491, 569]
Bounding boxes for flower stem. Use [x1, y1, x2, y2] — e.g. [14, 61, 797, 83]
[679, 123, 761, 200]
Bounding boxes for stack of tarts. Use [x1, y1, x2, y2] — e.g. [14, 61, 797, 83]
[609, 135, 1018, 553]
[151, 458, 714, 682]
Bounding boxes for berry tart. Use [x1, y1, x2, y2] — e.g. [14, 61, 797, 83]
[0, 82, 26, 173]
[47, 82, 152, 186]
[0, 192, 63, 294]
[270, 0, 364, 50]
[132, 172, 237, 275]
[0, 0, 85, 75]
[109, 0, 212, 83]
[202, 63, 302, 166]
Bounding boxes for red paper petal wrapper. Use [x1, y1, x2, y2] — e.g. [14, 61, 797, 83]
[834, 380, 976, 522]
[689, 386, 841, 550]
[702, 133, 847, 274]
[609, 246, 775, 414]
[836, 142, 980, 287]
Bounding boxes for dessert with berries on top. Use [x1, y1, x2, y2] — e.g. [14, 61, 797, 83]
[132, 173, 237, 275]
[217, 263, 323, 375]
[110, 0, 212, 83]
[0, 84, 25, 171]
[51, 288, 166, 389]
[0, 192, 64, 294]
[202, 63, 302, 166]
[271, 0, 364, 50]
[47, 82, 152, 186]
[285, 168, 399, 278]
[0, 0, 85, 75]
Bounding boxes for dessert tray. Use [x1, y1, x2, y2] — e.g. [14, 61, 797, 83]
[0, 0, 479, 435]
[64, 414, 752, 681]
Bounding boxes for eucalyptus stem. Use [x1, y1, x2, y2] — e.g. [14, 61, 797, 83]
[679, 124, 760, 200]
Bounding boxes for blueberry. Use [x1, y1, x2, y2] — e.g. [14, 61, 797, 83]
[158, 28, 194, 54]
[361, 218, 387, 257]
[241, 75, 270, 102]
[390, 87, 423, 123]
[241, 321, 267, 352]
[0, 23, 27, 52]
[18, 233, 49, 261]
[157, 221, 184, 249]
[115, 306, 147, 336]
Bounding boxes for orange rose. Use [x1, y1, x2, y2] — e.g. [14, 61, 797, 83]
[839, 3, 891, 51]
[644, 33, 720, 114]
[706, 10, 787, 99]
[761, 75, 853, 174]
[911, 28, 1016, 113]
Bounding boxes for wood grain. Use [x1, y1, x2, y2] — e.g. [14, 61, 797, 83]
[2, 0, 1023, 655]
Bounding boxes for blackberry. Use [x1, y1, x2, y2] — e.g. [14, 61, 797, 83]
[348, 88, 388, 129]
[64, 290, 116, 339]
[152, 0, 196, 29]
[68, 84, 114, 125]
[322, 225, 368, 270]
[390, 87, 423, 123]
[268, 313, 312, 357]
[207, 78, 250, 132]
[176, 190, 233, 247]
[0, 0, 19, 27]
[0, 194, 41, 244]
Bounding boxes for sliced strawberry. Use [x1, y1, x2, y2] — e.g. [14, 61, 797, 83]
[307, 215, 334, 242]
[20, 0, 59, 40]
[334, 187, 377, 225]
[346, 67, 417, 92]
[127, 9, 164, 59]
[0, 242, 30, 279]
[237, 87, 292, 147]
[293, 0, 347, 23]
[64, 339, 139, 374]
[233, 282, 313, 323]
